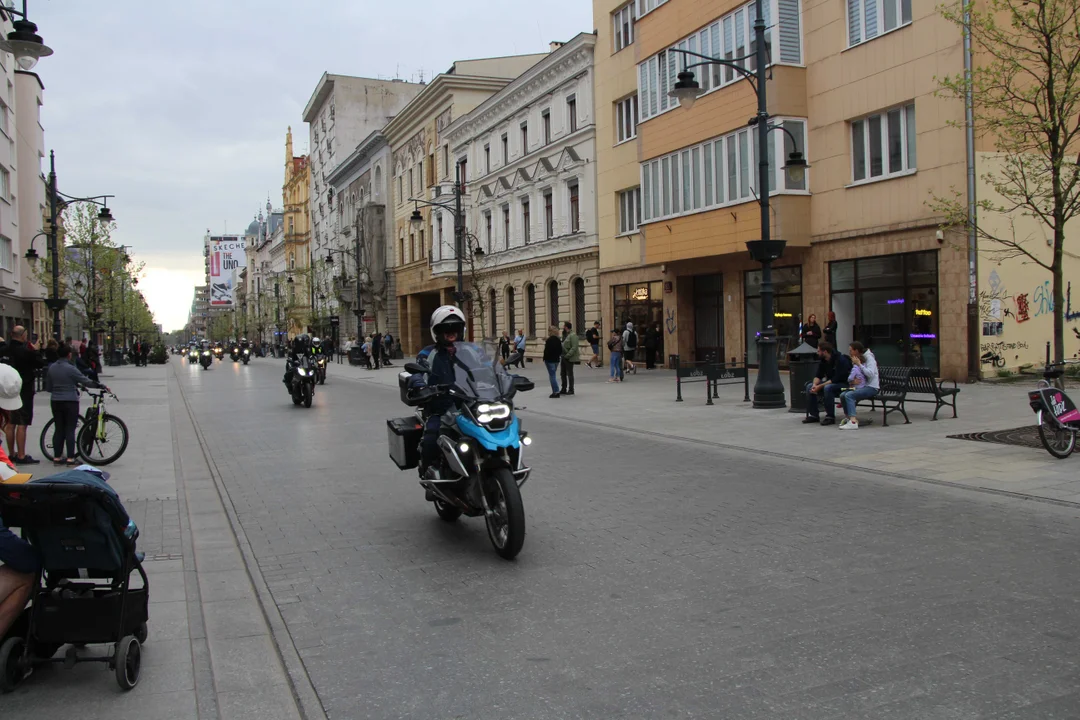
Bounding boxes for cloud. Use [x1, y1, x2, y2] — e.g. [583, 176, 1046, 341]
[29, 0, 592, 329]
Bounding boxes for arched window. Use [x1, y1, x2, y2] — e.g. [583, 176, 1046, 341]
[573, 277, 586, 336]
[374, 166, 382, 200]
[526, 284, 536, 338]
[548, 280, 560, 327]
[506, 287, 516, 334]
[488, 288, 497, 338]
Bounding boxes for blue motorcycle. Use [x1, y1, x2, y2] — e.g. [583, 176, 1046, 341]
[389, 342, 534, 559]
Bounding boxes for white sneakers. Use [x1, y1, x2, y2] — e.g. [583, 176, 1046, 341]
[838, 418, 859, 430]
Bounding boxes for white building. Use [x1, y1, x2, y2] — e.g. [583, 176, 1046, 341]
[303, 74, 424, 261]
[324, 130, 394, 340]
[442, 33, 599, 351]
[13, 66, 46, 341]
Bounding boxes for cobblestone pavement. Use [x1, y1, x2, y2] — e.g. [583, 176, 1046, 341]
[167, 355, 1080, 719]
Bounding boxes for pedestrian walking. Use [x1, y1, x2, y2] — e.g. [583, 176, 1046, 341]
[543, 326, 562, 398]
[585, 320, 601, 368]
[644, 323, 660, 370]
[801, 313, 823, 349]
[370, 331, 383, 369]
[499, 331, 511, 363]
[382, 333, 394, 366]
[607, 329, 623, 382]
[823, 311, 838, 348]
[45, 343, 108, 466]
[560, 322, 579, 395]
[621, 322, 638, 375]
[0, 326, 43, 465]
[513, 329, 526, 368]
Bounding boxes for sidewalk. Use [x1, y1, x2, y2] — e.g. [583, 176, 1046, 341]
[2, 364, 311, 720]
[324, 354, 1080, 507]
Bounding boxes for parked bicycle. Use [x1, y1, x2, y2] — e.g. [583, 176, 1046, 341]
[1028, 359, 1080, 458]
[39, 388, 129, 465]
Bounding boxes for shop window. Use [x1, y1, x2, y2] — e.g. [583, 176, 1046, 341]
[612, 282, 664, 343]
[526, 284, 536, 337]
[506, 287, 517, 333]
[574, 278, 586, 336]
[745, 266, 803, 366]
[489, 288, 497, 338]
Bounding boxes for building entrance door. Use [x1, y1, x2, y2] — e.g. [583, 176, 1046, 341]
[693, 274, 724, 362]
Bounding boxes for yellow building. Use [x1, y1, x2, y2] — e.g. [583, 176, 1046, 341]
[283, 126, 311, 337]
[383, 53, 549, 356]
[594, 0, 971, 380]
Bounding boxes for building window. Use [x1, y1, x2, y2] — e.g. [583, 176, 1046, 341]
[520, 123, 529, 156]
[618, 187, 641, 234]
[614, 2, 636, 52]
[489, 288, 498, 338]
[526, 284, 537, 337]
[502, 204, 511, 249]
[640, 118, 807, 223]
[408, 233, 415, 264]
[0, 167, 9, 201]
[568, 95, 578, 133]
[851, 103, 916, 183]
[441, 146, 449, 179]
[397, 175, 402, 201]
[484, 211, 493, 252]
[420, 228, 426, 259]
[521, 198, 531, 243]
[573, 277, 586, 337]
[456, 158, 468, 190]
[542, 110, 551, 145]
[501, 134, 509, 165]
[548, 280, 560, 326]
[0, 103, 8, 136]
[568, 182, 580, 233]
[848, 0, 911, 46]
[745, 266, 803, 366]
[484, 145, 491, 174]
[544, 190, 554, 239]
[0, 236, 9, 270]
[408, 168, 413, 197]
[399, 236, 405, 265]
[616, 94, 639, 144]
[829, 251, 938, 373]
[638, 0, 800, 123]
[427, 153, 435, 186]
[507, 284, 516, 334]
[636, 0, 669, 16]
[437, 215, 444, 254]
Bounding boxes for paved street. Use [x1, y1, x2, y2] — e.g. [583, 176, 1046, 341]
[158, 355, 1080, 718]
[4, 356, 1080, 718]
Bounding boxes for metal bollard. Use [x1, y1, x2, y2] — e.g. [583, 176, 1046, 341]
[675, 355, 683, 402]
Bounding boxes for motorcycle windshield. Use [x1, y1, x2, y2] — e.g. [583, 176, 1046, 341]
[449, 342, 513, 402]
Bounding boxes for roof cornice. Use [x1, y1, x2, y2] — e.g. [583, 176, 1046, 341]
[326, 130, 387, 188]
[383, 74, 512, 144]
[303, 72, 333, 122]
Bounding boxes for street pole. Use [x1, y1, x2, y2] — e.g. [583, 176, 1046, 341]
[46, 151, 64, 341]
[749, 0, 786, 409]
[354, 212, 364, 337]
[454, 163, 464, 304]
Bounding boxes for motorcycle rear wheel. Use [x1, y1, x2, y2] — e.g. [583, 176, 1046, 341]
[1038, 412, 1076, 459]
[483, 468, 525, 560]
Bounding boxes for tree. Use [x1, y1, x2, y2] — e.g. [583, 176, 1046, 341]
[932, 0, 1080, 364]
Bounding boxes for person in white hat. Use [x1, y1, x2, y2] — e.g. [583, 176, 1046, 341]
[0, 363, 35, 645]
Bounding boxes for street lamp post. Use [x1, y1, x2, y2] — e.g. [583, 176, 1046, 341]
[326, 206, 369, 339]
[409, 163, 468, 304]
[667, 0, 808, 409]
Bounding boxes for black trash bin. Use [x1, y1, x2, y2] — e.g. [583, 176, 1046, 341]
[787, 341, 820, 414]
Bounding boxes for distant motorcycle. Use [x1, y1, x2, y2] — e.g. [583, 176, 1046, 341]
[288, 355, 315, 408]
[230, 347, 240, 362]
[315, 355, 327, 385]
[213, 346, 224, 362]
[241, 347, 251, 365]
[199, 350, 213, 370]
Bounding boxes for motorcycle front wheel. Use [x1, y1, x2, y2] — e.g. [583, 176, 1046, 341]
[483, 468, 525, 560]
[1038, 411, 1076, 459]
[303, 384, 313, 408]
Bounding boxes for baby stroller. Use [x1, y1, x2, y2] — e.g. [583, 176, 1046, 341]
[0, 470, 149, 692]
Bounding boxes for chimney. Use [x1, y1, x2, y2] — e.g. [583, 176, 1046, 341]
[549, 41, 564, 53]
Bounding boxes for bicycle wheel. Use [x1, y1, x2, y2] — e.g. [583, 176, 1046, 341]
[77, 414, 129, 466]
[39, 416, 84, 462]
[1038, 412, 1076, 459]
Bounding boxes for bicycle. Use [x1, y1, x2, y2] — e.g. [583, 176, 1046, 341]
[1028, 359, 1080, 458]
[39, 389, 129, 465]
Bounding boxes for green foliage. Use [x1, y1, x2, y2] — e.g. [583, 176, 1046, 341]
[148, 345, 167, 364]
[932, 0, 1080, 365]
[996, 368, 1014, 378]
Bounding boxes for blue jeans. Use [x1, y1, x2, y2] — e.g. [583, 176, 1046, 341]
[840, 385, 878, 418]
[545, 361, 560, 393]
[805, 381, 841, 418]
[610, 351, 622, 379]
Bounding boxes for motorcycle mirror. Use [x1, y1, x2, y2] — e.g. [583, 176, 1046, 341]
[404, 362, 427, 375]
[512, 376, 535, 392]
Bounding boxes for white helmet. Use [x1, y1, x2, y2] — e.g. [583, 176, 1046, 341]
[312, 337, 322, 347]
[430, 305, 467, 345]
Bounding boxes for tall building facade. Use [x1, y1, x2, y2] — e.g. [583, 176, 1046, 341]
[383, 52, 550, 356]
[442, 34, 600, 356]
[13, 69, 46, 341]
[593, 0, 970, 379]
[283, 127, 310, 337]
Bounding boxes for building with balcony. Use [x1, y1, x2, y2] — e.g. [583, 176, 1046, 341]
[594, 0, 970, 379]
[384, 52, 551, 355]
[442, 33, 599, 356]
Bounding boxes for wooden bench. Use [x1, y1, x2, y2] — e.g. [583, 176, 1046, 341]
[852, 365, 960, 426]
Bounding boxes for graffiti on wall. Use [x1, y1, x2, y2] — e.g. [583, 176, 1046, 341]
[666, 309, 677, 335]
[980, 340, 1030, 353]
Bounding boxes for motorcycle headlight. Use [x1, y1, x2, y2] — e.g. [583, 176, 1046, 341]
[476, 402, 510, 425]
[296, 368, 307, 376]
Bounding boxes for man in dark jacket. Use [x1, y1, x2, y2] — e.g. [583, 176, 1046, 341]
[1, 327, 43, 463]
[803, 341, 851, 426]
[370, 331, 382, 370]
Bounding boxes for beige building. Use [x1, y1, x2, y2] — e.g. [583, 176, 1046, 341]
[594, 0, 971, 380]
[383, 52, 549, 356]
[442, 34, 599, 358]
[283, 127, 310, 337]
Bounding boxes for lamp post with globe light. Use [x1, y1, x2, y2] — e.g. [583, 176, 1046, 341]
[666, 0, 808, 408]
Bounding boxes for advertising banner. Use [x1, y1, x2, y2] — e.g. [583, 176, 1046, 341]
[208, 236, 247, 306]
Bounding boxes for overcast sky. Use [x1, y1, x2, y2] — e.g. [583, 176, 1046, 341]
[31, 0, 594, 332]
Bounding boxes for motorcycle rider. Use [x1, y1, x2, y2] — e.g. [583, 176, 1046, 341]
[310, 337, 325, 358]
[283, 334, 310, 387]
[407, 306, 467, 480]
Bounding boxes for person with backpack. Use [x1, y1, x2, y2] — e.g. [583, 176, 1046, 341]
[621, 322, 638, 375]
[584, 321, 601, 368]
